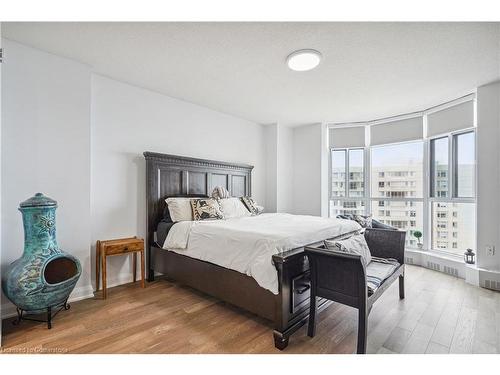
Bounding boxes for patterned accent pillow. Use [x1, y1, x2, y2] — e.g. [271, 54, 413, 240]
[353, 214, 373, 228]
[211, 186, 231, 199]
[324, 234, 372, 265]
[190, 198, 225, 221]
[240, 196, 262, 215]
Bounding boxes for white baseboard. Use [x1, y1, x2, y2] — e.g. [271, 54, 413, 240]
[1, 272, 137, 319]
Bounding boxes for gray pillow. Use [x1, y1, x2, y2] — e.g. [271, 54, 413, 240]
[324, 234, 372, 265]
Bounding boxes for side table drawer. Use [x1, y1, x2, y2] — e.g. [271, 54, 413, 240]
[104, 241, 143, 255]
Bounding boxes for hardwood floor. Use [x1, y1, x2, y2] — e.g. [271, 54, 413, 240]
[1, 265, 499, 354]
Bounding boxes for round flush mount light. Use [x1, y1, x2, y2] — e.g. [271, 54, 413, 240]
[286, 49, 322, 71]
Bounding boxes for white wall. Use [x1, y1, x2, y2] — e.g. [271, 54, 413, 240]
[276, 125, 293, 213]
[90, 74, 267, 286]
[1, 40, 93, 314]
[1, 40, 268, 314]
[263, 124, 277, 213]
[476, 81, 500, 271]
[291, 123, 324, 216]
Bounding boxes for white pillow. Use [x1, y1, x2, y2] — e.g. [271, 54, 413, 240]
[218, 197, 252, 219]
[324, 234, 372, 265]
[165, 197, 193, 222]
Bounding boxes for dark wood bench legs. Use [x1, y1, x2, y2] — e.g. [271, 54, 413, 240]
[357, 304, 368, 354]
[399, 275, 405, 299]
[307, 295, 317, 338]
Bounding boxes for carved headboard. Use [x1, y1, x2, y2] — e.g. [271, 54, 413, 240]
[143, 151, 253, 249]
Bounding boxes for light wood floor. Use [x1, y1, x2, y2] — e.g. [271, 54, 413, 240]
[1, 265, 499, 354]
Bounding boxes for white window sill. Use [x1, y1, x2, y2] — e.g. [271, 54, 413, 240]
[405, 247, 464, 263]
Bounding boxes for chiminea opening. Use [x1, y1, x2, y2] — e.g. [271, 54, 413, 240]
[44, 257, 78, 284]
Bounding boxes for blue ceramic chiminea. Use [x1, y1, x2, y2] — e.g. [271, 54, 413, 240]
[1, 193, 81, 328]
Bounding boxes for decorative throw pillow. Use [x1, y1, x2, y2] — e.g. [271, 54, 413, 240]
[165, 197, 194, 222]
[190, 198, 225, 221]
[353, 214, 373, 228]
[218, 197, 252, 219]
[211, 186, 231, 199]
[324, 234, 372, 265]
[240, 196, 262, 215]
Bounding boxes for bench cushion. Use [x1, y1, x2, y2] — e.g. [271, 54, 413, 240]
[366, 257, 400, 295]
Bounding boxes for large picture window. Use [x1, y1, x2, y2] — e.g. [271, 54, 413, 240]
[328, 98, 476, 257]
[370, 141, 424, 248]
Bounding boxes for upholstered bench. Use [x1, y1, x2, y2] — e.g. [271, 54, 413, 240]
[304, 228, 406, 354]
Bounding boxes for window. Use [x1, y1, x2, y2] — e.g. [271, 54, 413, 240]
[431, 202, 475, 255]
[455, 131, 475, 198]
[430, 137, 449, 198]
[329, 148, 365, 217]
[330, 200, 365, 217]
[329, 99, 476, 257]
[429, 130, 476, 255]
[349, 149, 364, 198]
[369, 141, 424, 248]
[331, 150, 346, 197]
[371, 142, 423, 198]
[371, 201, 423, 248]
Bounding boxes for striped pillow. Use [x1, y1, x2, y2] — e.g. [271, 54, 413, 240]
[241, 196, 263, 215]
[211, 186, 231, 199]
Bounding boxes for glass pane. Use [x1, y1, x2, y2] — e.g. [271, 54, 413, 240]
[331, 150, 346, 197]
[371, 141, 423, 198]
[431, 137, 449, 198]
[330, 200, 365, 217]
[349, 149, 364, 198]
[432, 202, 475, 255]
[455, 132, 475, 198]
[371, 201, 423, 248]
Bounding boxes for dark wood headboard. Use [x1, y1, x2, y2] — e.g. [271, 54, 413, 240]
[143, 151, 253, 249]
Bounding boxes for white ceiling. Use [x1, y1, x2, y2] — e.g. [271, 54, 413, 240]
[3, 22, 499, 126]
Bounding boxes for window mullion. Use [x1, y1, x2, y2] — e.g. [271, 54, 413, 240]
[365, 147, 371, 216]
[448, 134, 457, 199]
[345, 149, 349, 198]
[423, 137, 431, 251]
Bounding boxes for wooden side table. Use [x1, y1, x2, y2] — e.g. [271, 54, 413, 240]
[95, 236, 145, 299]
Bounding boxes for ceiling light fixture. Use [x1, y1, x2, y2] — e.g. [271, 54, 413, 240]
[286, 49, 322, 71]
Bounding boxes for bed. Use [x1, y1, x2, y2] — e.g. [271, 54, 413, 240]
[144, 151, 360, 349]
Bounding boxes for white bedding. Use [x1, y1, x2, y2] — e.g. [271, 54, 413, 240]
[163, 213, 361, 294]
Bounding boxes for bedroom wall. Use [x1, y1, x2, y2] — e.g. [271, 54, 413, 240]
[476, 81, 500, 271]
[276, 125, 294, 213]
[90, 74, 267, 288]
[1, 39, 93, 314]
[291, 123, 324, 216]
[1, 39, 268, 315]
[263, 124, 278, 212]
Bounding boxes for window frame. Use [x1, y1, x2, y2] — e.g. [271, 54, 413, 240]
[329, 147, 368, 216]
[427, 128, 476, 255]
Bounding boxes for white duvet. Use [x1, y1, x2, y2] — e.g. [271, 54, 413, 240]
[163, 213, 361, 294]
